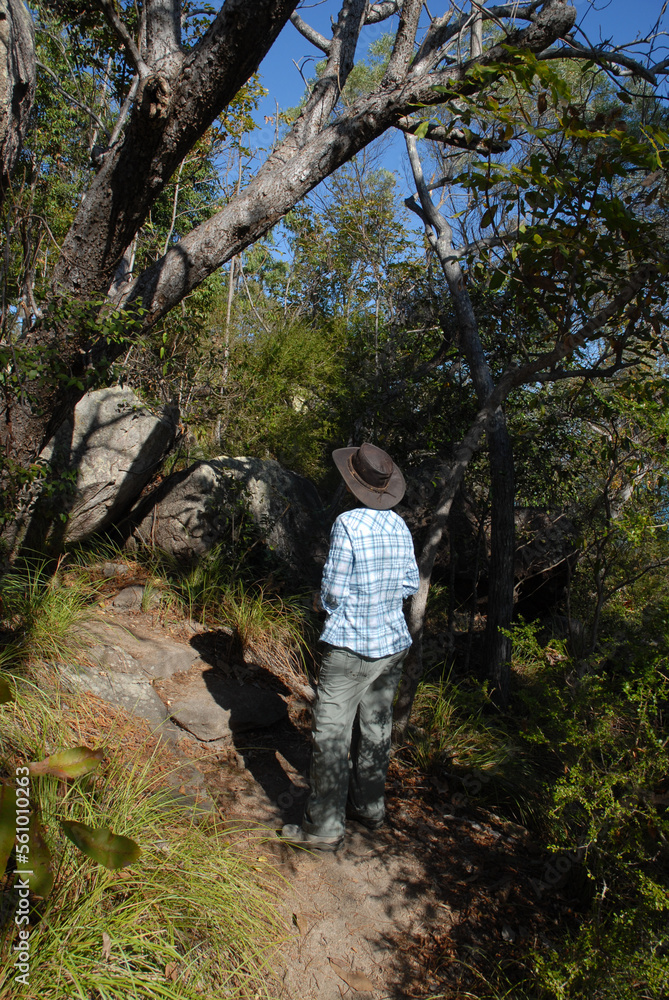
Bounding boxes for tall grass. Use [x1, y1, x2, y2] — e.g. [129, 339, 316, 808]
[217, 580, 312, 682]
[0, 674, 284, 999]
[0, 557, 98, 666]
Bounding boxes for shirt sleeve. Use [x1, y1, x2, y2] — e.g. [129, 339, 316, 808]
[402, 533, 420, 599]
[321, 517, 353, 613]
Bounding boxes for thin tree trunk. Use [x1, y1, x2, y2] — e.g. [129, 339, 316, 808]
[394, 406, 490, 733]
[404, 132, 516, 710]
[0, 0, 35, 206]
[484, 413, 515, 705]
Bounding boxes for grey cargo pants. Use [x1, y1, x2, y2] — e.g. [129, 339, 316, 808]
[302, 644, 408, 840]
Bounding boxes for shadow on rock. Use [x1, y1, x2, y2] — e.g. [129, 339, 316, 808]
[190, 630, 312, 826]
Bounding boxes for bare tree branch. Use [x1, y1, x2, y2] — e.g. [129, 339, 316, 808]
[290, 12, 331, 54]
[396, 115, 511, 153]
[528, 359, 642, 382]
[412, 1, 544, 74]
[94, 0, 150, 78]
[538, 41, 658, 85]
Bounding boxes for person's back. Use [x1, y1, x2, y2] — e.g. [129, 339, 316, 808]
[281, 443, 419, 852]
[321, 506, 417, 658]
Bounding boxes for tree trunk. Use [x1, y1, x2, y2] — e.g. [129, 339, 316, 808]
[393, 407, 490, 734]
[484, 414, 515, 706]
[0, 0, 35, 205]
[404, 133, 516, 713]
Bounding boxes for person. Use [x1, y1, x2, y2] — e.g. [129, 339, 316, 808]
[281, 442, 419, 852]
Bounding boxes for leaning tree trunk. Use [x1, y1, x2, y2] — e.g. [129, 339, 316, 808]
[403, 131, 516, 719]
[484, 414, 515, 706]
[0, 0, 35, 205]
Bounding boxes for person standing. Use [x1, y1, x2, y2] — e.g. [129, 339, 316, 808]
[281, 443, 419, 852]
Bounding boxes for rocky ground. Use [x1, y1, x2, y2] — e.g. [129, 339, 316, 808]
[57, 593, 579, 1000]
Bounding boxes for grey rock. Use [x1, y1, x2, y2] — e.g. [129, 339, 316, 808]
[156, 669, 288, 742]
[112, 585, 160, 610]
[41, 386, 178, 543]
[61, 662, 175, 732]
[124, 454, 326, 577]
[84, 619, 199, 680]
[102, 562, 132, 578]
[88, 642, 141, 674]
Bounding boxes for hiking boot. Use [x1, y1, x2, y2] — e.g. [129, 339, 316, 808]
[279, 824, 343, 852]
[346, 809, 386, 831]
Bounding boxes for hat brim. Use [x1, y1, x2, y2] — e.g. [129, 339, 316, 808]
[333, 447, 406, 510]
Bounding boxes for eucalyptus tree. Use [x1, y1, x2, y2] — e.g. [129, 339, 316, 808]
[0, 0, 34, 198]
[3, 1, 662, 489]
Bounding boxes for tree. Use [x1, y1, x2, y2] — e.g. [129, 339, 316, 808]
[0, 0, 35, 197]
[4, 0, 661, 484]
[391, 36, 669, 720]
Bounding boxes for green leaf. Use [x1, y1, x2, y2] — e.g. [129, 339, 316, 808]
[27, 813, 54, 899]
[617, 91, 633, 105]
[480, 206, 497, 229]
[29, 746, 105, 780]
[0, 676, 13, 704]
[414, 119, 430, 139]
[489, 268, 507, 292]
[0, 786, 16, 874]
[61, 821, 141, 870]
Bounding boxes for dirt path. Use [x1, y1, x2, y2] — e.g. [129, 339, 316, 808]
[72, 605, 575, 999]
[194, 720, 568, 1000]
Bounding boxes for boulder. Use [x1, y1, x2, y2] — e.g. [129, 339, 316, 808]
[42, 386, 178, 543]
[124, 455, 326, 575]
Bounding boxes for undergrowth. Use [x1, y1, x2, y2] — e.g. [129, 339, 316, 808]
[0, 556, 98, 667]
[405, 599, 669, 999]
[0, 671, 284, 999]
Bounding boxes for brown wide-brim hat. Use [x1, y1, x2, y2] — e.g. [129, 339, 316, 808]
[333, 442, 406, 510]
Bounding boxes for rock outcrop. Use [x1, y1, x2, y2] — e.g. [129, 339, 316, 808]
[42, 386, 178, 543]
[61, 614, 291, 745]
[124, 455, 327, 577]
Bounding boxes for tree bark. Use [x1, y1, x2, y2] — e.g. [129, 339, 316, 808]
[0, 0, 35, 205]
[403, 132, 516, 716]
[0, 2, 585, 500]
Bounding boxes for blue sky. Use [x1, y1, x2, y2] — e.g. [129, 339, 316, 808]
[255, 0, 666, 126]
[246, 1, 666, 246]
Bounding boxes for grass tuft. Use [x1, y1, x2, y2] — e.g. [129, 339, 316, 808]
[0, 673, 284, 999]
[0, 557, 98, 667]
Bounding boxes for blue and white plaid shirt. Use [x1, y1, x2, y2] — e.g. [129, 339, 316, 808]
[320, 507, 420, 658]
